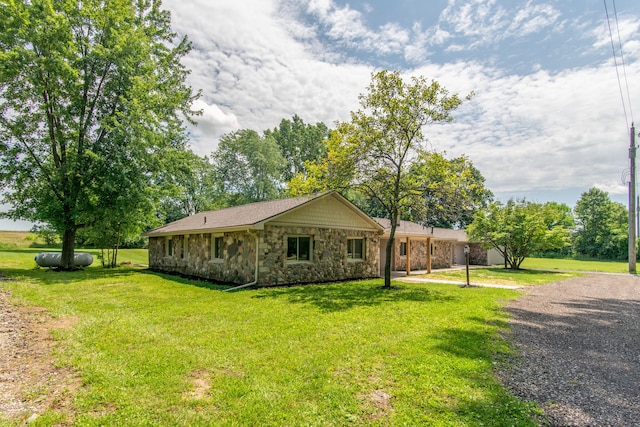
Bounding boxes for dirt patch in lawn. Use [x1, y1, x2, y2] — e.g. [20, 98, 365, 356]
[0, 285, 81, 424]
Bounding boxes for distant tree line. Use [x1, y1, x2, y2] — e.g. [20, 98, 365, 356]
[467, 187, 633, 269]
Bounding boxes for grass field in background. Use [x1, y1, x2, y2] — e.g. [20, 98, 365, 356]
[520, 257, 629, 273]
[419, 266, 581, 286]
[0, 245, 540, 426]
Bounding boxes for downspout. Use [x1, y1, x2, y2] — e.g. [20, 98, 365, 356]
[223, 229, 260, 292]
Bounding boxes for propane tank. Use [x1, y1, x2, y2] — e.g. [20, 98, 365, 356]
[35, 252, 94, 268]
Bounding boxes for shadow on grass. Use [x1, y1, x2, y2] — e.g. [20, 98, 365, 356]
[140, 269, 230, 291]
[254, 279, 458, 312]
[0, 248, 102, 255]
[498, 279, 640, 425]
[0, 264, 141, 285]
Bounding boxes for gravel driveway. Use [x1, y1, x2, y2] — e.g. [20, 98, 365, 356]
[498, 273, 640, 426]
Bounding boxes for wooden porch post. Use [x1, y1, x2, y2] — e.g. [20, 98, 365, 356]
[406, 237, 411, 275]
[426, 237, 432, 274]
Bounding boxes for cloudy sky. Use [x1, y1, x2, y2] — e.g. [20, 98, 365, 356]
[165, 0, 640, 205]
[3, 0, 640, 230]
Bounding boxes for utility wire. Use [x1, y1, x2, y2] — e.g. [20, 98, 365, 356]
[613, 0, 634, 124]
[604, 0, 631, 131]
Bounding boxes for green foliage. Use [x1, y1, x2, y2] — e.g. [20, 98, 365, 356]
[468, 199, 573, 269]
[156, 150, 223, 223]
[265, 115, 329, 183]
[0, 0, 199, 269]
[212, 129, 286, 206]
[30, 224, 60, 246]
[573, 187, 629, 260]
[408, 151, 493, 228]
[0, 252, 539, 426]
[289, 70, 468, 287]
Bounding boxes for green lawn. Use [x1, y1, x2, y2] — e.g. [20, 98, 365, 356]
[0, 249, 540, 426]
[521, 257, 629, 273]
[422, 267, 580, 286]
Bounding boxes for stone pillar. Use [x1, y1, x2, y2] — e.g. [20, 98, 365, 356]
[406, 236, 411, 274]
[426, 237, 432, 274]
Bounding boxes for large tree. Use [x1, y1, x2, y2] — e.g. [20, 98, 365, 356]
[290, 70, 468, 288]
[157, 150, 222, 224]
[468, 199, 572, 269]
[345, 151, 492, 228]
[264, 115, 329, 183]
[573, 187, 628, 260]
[212, 129, 286, 206]
[0, 0, 198, 269]
[403, 151, 493, 228]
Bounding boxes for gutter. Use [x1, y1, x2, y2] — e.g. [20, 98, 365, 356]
[223, 229, 260, 292]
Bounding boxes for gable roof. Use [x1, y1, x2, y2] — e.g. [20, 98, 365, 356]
[374, 217, 469, 242]
[143, 191, 383, 237]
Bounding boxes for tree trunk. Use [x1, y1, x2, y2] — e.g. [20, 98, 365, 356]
[384, 236, 394, 288]
[384, 210, 399, 288]
[60, 228, 76, 270]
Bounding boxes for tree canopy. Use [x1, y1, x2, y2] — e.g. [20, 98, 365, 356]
[290, 70, 468, 287]
[211, 129, 286, 206]
[467, 199, 573, 269]
[264, 115, 329, 183]
[573, 187, 628, 260]
[0, 0, 199, 269]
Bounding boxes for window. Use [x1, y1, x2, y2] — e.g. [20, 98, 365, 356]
[212, 236, 224, 259]
[399, 241, 407, 257]
[182, 236, 188, 259]
[347, 238, 365, 260]
[287, 236, 311, 262]
[166, 237, 173, 256]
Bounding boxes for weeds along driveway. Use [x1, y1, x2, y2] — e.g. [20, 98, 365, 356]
[497, 273, 640, 426]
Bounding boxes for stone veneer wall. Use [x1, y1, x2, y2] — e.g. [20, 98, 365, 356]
[432, 241, 453, 269]
[258, 225, 379, 286]
[148, 225, 380, 286]
[148, 232, 256, 284]
[469, 243, 488, 265]
[393, 240, 428, 271]
[392, 239, 454, 271]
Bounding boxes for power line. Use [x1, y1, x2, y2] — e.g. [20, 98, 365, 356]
[613, 0, 634, 124]
[604, 0, 633, 130]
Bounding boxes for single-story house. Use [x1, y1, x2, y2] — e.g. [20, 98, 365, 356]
[143, 191, 384, 287]
[375, 218, 504, 275]
[143, 191, 502, 287]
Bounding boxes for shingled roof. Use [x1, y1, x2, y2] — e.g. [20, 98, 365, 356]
[374, 217, 469, 242]
[143, 191, 382, 237]
[143, 193, 325, 236]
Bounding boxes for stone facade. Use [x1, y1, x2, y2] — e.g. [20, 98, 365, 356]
[148, 225, 380, 286]
[392, 239, 454, 271]
[468, 243, 488, 265]
[432, 241, 454, 269]
[148, 232, 257, 284]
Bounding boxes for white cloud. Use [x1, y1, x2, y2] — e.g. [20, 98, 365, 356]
[187, 100, 239, 155]
[437, 0, 560, 49]
[304, 0, 410, 55]
[161, 0, 640, 201]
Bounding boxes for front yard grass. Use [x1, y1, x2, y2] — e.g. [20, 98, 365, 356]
[420, 267, 580, 286]
[0, 249, 540, 426]
[521, 257, 628, 273]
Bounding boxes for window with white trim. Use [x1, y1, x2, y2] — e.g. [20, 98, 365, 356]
[182, 236, 188, 259]
[287, 236, 312, 262]
[166, 237, 173, 256]
[347, 238, 365, 260]
[211, 235, 224, 259]
[399, 241, 407, 257]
